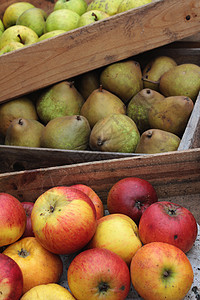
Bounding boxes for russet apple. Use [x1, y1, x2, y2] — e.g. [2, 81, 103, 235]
[0, 253, 23, 300]
[0, 193, 26, 247]
[31, 186, 97, 254]
[130, 242, 194, 300]
[138, 201, 198, 253]
[21, 202, 35, 238]
[87, 213, 142, 264]
[68, 248, 131, 299]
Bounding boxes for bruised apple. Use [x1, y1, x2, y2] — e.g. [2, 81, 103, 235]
[107, 177, 158, 224]
[21, 202, 35, 238]
[139, 201, 198, 253]
[31, 186, 97, 254]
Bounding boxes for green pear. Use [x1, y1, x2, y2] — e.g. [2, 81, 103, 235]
[118, 0, 152, 13]
[0, 19, 5, 37]
[135, 129, 180, 154]
[100, 60, 143, 103]
[0, 25, 38, 49]
[78, 10, 110, 27]
[38, 30, 66, 42]
[142, 56, 177, 91]
[16, 7, 47, 37]
[159, 63, 200, 102]
[127, 88, 165, 133]
[76, 69, 100, 99]
[3, 2, 35, 28]
[87, 0, 122, 15]
[36, 81, 85, 124]
[54, 0, 88, 16]
[45, 9, 80, 32]
[0, 41, 24, 55]
[0, 97, 38, 138]
[5, 118, 44, 148]
[40, 115, 91, 150]
[80, 85, 126, 128]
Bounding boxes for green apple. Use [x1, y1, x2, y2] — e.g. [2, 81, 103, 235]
[54, 0, 88, 16]
[3, 2, 35, 28]
[45, 9, 80, 32]
[16, 7, 47, 37]
[87, 0, 122, 16]
[78, 10, 110, 27]
[0, 25, 38, 49]
[0, 41, 24, 55]
[117, 0, 152, 13]
[38, 30, 66, 42]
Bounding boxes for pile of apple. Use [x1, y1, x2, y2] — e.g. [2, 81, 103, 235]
[0, 0, 152, 54]
[0, 177, 198, 299]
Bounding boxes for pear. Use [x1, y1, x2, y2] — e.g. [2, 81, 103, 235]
[127, 88, 165, 133]
[159, 63, 200, 102]
[87, 0, 122, 15]
[76, 69, 100, 100]
[54, 0, 88, 16]
[80, 85, 126, 128]
[142, 56, 177, 91]
[45, 9, 80, 32]
[148, 95, 194, 136]
[36, 81, 85, 125]
[135, 129, 180, 154]
[38, 30, 66, 42]
[118, 0, 152, 13]
[77, 10, 110, 27]
[5, 118, 44, 148]
[0, 41, 24, 55]
[89, 114, 140, 153]
[0, 97, 38, 138]
[40, 115, 91, 150]
[100, 60, 143, 104]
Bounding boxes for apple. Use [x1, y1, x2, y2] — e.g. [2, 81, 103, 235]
[21, 202, 35, 238]
[70, 183, 104, 219]
[0, 25, 38, 50]
[130, 242, 194, 300]
[0, 193, 26, 247]
[78, 10, 110, 27]
[21, 283, 75, 299]
[3, 237, 63, 294]
[0, 253, 23, 300]
[2, 2, 35, 28]
[117, 0, 152, 13]
[107, 177, 158, 224]
[0, 41, 24, 55]
[138, 201, 198, 253]
[87, 213, 142, 265]
[68, 248, 131, 299]
[38, 30, 66, 42]
[31, 186, 97, 254]
[16, 7, 47, 37]
[45, 9, 80, 33]
[54, 0, 88, 16]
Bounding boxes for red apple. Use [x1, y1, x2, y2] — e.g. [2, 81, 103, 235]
[31, 186, 97, 254]
[21, 202, 35, 238]
[67, 248, 131, 300]
[0, 253, 23, 300]
[70, 184, 104, 219]
[107, 177, 158, 224]
[0, 193, 26, 247]
[139, 201, 198, 253]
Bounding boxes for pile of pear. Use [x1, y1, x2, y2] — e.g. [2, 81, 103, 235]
[0, 0, 152, 55]
[0, 54, 199, 154]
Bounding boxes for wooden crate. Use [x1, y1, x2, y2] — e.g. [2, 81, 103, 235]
[0, 0, 199, 103]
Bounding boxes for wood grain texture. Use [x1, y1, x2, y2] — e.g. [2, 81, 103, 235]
[0, 0, 199, 103]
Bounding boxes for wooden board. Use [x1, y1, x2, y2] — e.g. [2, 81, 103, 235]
[0, 0, 199, 103]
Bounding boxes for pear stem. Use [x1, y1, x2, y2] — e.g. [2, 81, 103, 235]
[99, 84, 103, 92]
[142, 76, 159, 85]
[17, 34, 23, 44]
[92, 12, 98, 21]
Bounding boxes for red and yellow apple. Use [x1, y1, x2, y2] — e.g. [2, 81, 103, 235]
[31, 186, 97, 254]
[139, 201, 198, 253]
[130, 242, 194, 300]
[0, 253, 23, 300]
[3, 237, 63, 294]
[68, 248, 131, 300]
[87, 213, 142, 265]
[107, 177, 158, 224]
[0, 192, 26, 247]
[70, 183, 104, 219]
[21, 201, 35, 238]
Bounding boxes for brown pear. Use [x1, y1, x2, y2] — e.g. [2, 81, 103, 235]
[80, 85, 126, 128]
[127, 88, 165, 133]
[135, 129, 181, 154]
[76, 69, 100, 100]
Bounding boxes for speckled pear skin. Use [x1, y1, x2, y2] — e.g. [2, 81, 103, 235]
[127, 88, 164, 133]
[135, 129, 180, 154]
[159, 63, 200, 102]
